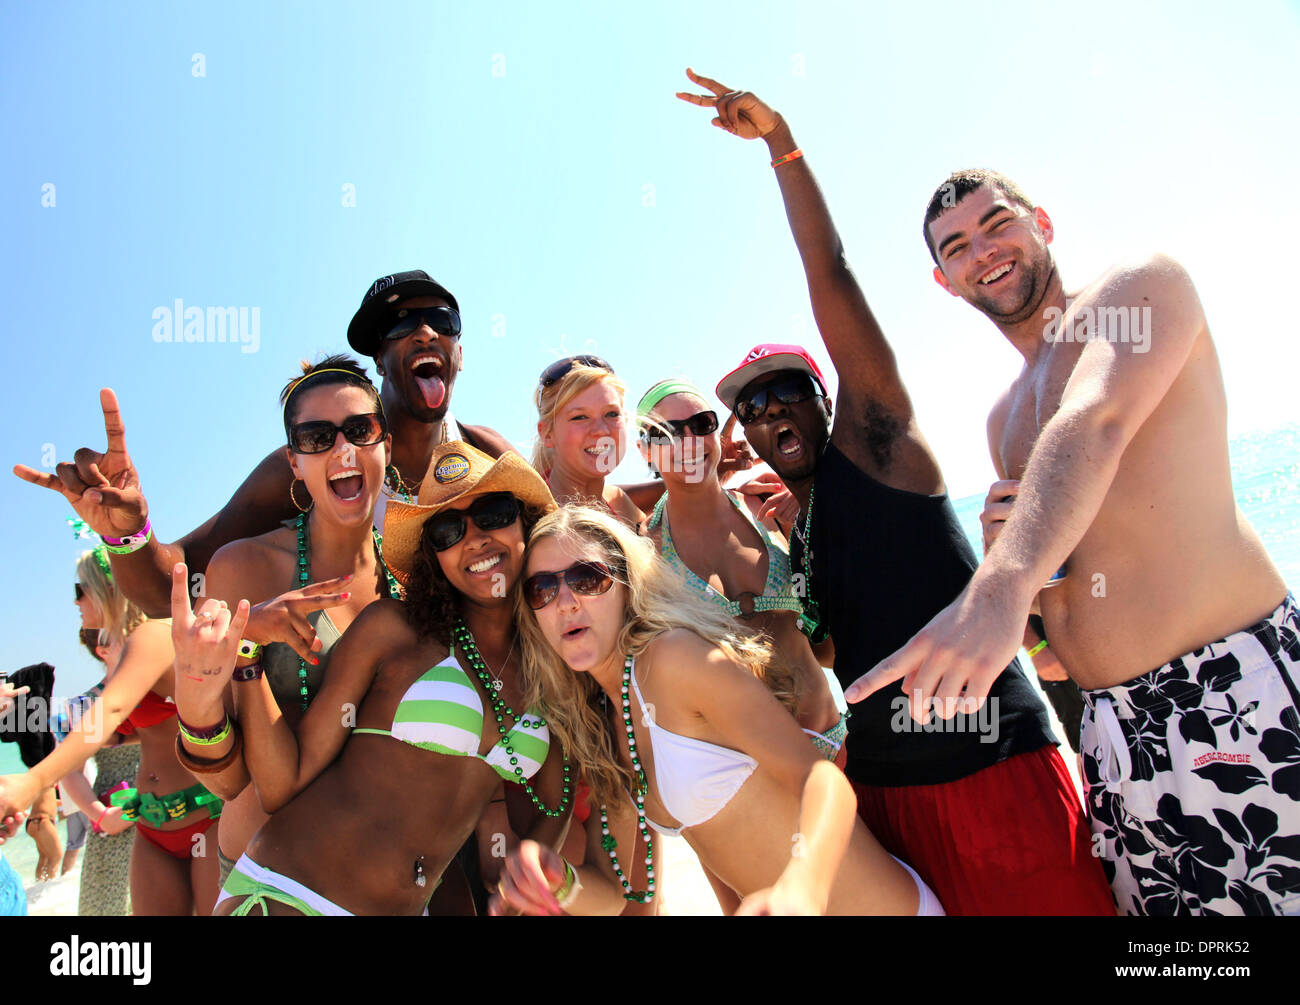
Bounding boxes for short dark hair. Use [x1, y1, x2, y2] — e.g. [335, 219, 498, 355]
[923, 169, 1036, 265]
[279, 353, 382, 441]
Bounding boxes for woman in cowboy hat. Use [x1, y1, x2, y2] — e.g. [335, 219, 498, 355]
[174, 442, 572, 915]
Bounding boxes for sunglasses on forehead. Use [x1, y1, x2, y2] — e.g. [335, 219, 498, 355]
[289, 413, 387, 454]
[640, 409, 719, 442]
[733, 373, 820, 425]
[426, 493, 521, 552]
[538, 355, 615, 389]
[383, 306, 462, 342]
[522, 560, 618, 610]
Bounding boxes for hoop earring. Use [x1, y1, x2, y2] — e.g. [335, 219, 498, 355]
[290, 478, 313, 513]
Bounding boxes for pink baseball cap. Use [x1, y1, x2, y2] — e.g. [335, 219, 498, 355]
[715, 343, 829, 408]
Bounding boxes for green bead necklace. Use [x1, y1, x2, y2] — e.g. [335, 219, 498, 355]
[294, 512, 402, 712]
[452, 618, 572, 818]
[599, 654, 655, 904]
[792, 485, 828, 644]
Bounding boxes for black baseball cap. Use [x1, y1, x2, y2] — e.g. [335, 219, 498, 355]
[347, 270, 461, 357]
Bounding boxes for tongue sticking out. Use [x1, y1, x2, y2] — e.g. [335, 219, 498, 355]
[416, 375, 446, 411]
[330, 476, 363, 500]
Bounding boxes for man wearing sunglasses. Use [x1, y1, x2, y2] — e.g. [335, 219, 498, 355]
[682, 70, 1114, 915]
[15, 271, 514, 619]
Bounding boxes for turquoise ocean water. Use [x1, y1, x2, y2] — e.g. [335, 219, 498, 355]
[2, 423, 1297, 888]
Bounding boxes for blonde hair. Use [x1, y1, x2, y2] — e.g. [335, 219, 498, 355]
[76, 550, 147, 647]
[515, 505, 794, 808]
[530, 364, 628, 476]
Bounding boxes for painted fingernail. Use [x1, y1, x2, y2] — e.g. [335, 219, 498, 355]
[341, 593, 351, 601]
[311, 657, 320, 666]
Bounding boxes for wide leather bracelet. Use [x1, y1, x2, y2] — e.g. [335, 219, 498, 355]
[232, 662, 264, 683]
[174, 724, 242, 775]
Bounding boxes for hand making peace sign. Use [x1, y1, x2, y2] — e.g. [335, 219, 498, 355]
[675, 67, 782, 140]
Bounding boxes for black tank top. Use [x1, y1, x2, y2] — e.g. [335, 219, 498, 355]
[791, 441, 1053, 786]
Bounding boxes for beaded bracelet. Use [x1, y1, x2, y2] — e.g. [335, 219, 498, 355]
[101, 519, 152, 555]
[1026, 639, 1049, 658]
[177, 713, 232, 745]
[771, 148, 804, 169]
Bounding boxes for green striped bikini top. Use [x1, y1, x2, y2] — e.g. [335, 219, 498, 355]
[352, 654, 550, 782]
[648, 491, 804, 620]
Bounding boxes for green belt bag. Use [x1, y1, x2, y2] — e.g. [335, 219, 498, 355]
[111, 782, 222, 827]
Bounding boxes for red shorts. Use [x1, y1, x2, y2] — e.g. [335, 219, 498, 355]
[134, 816, 217, 861]
[851, 745, 1116, 916]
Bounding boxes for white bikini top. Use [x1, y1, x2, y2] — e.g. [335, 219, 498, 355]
[628, 657, 757, 837]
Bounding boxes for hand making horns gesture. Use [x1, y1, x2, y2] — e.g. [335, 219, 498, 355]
[12, 388, 148, 539]
[170, 562, 251, 695]
[675, 67, 781, 140]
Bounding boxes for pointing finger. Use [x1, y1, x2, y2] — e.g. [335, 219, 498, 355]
[843, 641, 924, 703]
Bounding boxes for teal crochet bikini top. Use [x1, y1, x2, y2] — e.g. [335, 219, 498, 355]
[648, 491, 804, 620]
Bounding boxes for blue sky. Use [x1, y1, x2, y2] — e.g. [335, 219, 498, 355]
[3, 0, 1298, 695]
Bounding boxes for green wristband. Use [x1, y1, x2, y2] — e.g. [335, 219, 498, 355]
[177, 713, 232, 746]
[1026, 639, 1049, 658]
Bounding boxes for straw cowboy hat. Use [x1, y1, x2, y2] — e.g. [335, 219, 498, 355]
[382, 442, 556, 586]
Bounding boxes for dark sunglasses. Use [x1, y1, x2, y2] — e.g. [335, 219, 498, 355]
[522, 560, 616, 610]
[734, 373, 820, 425]
[383, 306, 463, 342]
[538, 355, 615, 389]
[75, 582, 85, 602]
[426, 493, 520, 552]
[79, 627, 102, 649]
[289, 413, 387, 454]
[642, 410, 718, 442]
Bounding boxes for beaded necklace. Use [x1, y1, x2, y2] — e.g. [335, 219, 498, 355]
[598, 654, 655, 904]
[451, 618, 572, 818]
[792, 485, 827, 644]
[294, 512, 402, 711]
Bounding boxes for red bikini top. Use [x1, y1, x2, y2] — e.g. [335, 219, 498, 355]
[115, 690, 178, 736]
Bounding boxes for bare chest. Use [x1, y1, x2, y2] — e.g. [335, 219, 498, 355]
[997, 341, 1083, 478]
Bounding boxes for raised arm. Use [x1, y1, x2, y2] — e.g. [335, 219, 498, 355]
[0, 620, 174, 820]
[677, 70, 941, 490]
[13, 389, 297, 617]
[846, 255, 1206, 715]
[235, 602, 395, 813]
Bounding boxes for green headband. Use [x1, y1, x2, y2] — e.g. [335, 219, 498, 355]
[92, 546, 114, 583]
[69, 518, 115, 583]
[636, 379, 707, 420]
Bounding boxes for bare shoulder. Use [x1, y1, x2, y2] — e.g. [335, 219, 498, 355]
[460, 423, 516, 459]
[1090, 252, 1199, 304]
[642, 629, 735, 689]
[121, 619, 174, 661]
[205, 527, 294, 602]
[344, 597, 426, 656]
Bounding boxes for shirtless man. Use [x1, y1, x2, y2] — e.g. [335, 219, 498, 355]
[678, 71, 1116, 916]
[14, 271, 513, 627]
[851, 169, 1298, 915]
